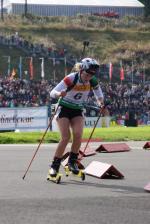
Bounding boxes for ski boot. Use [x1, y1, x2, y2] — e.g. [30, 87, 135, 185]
[47, 157, 62, 184]
[64, 152, 85, 181]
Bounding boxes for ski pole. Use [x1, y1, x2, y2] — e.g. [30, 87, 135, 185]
[22, 104, 59, 180]
[79, 106, 104, 161]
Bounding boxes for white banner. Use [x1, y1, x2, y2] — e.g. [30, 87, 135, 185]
[52, 116, 111, 131]
[0, 107, 48, 132]
[85, 117, 111, 128]
[84, 117, 101, 128]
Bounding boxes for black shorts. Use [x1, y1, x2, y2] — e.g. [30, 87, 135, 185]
[58, 106, 84, 120]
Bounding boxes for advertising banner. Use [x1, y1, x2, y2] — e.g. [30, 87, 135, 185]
[0, 107, 48, 132]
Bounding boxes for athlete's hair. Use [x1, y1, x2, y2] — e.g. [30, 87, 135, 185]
[71, 62, 82, 72]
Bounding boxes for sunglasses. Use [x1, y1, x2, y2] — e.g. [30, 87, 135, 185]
[85, 65, 99, 76]
[85, 70, 96, 76]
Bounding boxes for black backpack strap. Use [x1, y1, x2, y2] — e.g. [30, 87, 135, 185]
[66, 73, 79, 92]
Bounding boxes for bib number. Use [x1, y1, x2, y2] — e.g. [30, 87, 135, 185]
[74, 93, 82, 100]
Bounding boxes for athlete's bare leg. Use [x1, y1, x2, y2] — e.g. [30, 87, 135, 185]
[54, 117, 71, 158]
[70, 116, 84, 153]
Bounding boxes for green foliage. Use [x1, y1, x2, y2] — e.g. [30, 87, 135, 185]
[139, 0, 150, 17]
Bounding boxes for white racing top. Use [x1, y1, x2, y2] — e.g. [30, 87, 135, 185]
[50, 72, 103, 110]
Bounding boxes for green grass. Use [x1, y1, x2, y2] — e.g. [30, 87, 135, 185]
[0, 126, 150, 144]
[83, 126, 150, 141]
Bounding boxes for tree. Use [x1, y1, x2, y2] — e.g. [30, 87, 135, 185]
[1, 0, 4, 21]
[139, 0, 150, 17]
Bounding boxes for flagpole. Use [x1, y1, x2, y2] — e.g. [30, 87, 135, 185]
[143, 61, 145, 84]
[120, 60, 122, 85]
[3, 56, 11, 76]
[131, 60, 134, 85]
[19, 56, 22, 79]
[48, 57, 56, 82]
[53, 58, 56, 83]
[8, 56, 11, 76]
[64, 56, 67, 77]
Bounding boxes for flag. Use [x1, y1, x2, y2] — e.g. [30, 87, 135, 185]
[29, 57, 34, 80]
[120, 67, 124, 81]
[41, 58, 45, 78]
[109, 62, 113, 80]
[64, 57, 67, 76]
[18, 56, 22, 79]
[8, 56, 11, 76]
[143, 62, 145, 84]
[10, 68, 16, 80]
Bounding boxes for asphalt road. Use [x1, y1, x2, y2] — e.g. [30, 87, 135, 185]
[0, 141, 150, 224]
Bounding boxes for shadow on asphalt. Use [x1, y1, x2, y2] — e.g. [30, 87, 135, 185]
[59, 179, 145, 194]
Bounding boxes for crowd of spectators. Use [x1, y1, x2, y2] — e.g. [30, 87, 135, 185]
[0, 32, 76, 65]
[102, 83, 150, 125]
[0, 78, 51, 108]
[0, 77, 149, 125]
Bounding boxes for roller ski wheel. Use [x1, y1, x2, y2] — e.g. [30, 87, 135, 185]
[47, 173, 62, 184]
[64, 166, 70, 177]
[64, 166, 85, 181]
[80, 171, 85, 181]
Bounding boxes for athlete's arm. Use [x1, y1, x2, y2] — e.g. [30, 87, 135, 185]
[50, 80, 67, 98]
[50, 74, 75, 99]
[93, 86, 104, 107]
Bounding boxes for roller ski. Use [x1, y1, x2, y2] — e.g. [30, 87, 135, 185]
[47, 169, 62, 184]
[64, 165, 85, 181]
[64, 152, 85, 181]
[47, 157, 62, 184]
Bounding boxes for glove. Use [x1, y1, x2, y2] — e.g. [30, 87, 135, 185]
[98, 102, 104, 109]
[60, 91, 67, 97]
